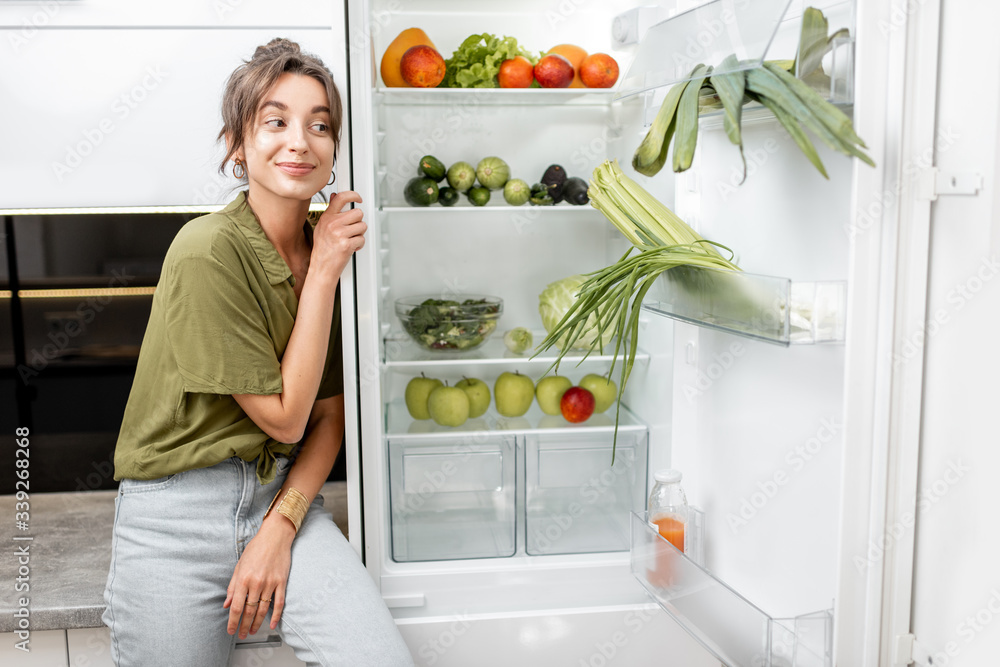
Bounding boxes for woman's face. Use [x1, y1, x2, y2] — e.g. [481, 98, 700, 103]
[238, 73, 335, 204]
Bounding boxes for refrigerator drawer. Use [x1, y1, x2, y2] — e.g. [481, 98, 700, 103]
[524, 431, 648, 556]
[388, 437, 516, 562]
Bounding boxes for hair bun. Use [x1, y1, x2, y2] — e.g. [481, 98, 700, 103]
[252, 38, 301, 60]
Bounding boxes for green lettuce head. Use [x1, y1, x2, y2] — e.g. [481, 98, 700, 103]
[539, 274, 613, 351]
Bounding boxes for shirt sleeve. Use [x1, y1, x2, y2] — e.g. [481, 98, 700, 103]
[316, 285, 344, 400]
[162, 251, 283, 396]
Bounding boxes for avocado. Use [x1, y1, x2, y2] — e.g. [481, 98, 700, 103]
[541, 164, 567, 203]
[404, 177, 439, 206]
[418, 155, 446, 182]
[438, 186, 459, 207]
[467, 186, 490, 207]
[563, 177, 590, 205]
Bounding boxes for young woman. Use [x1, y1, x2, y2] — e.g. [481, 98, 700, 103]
[102, 39, 413, 666]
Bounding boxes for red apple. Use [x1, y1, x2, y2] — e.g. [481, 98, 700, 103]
[400, 45, 446, 88]
[498, 56, 534, 88]
[560, 386, 595, 423]
[534, 54, 574, 89]
[579, 53, 619, 88]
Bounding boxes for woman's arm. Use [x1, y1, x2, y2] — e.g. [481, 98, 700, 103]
[234, 191, 364, 443]
[225, 394, 345, 638]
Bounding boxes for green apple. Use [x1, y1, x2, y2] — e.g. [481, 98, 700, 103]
[405, 373, 443, 420]
[579, 373, 618, 413]
[427, 384, 470, 427]
[494, 371, 534, 417]
[455, 377, 491, 418]
[535, 375, 572, 415]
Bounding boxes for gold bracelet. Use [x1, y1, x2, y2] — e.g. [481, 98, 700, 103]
[275, 487, 310, 534]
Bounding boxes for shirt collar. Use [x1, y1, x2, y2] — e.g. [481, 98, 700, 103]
[222, 191, 294, 286]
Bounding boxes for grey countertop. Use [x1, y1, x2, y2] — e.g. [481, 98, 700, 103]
[0, 481, 349, 633]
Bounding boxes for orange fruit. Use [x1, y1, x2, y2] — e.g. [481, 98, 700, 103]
[380, 28, 436, 87]
[579, 53, 620, 88]
[400, 45, 446, 88]
[547, 44, 588, 88]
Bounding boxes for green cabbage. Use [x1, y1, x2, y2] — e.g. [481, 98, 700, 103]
[441, 34, 538, 88]
[539, 275, 613, 351]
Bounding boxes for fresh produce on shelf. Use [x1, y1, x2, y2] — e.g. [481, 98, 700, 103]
[535, 375, 572, 416]
[446, 161, 476, 192]
[494, 371, 534, 417]
[418, 155, 446, 181]
[529, 183, 554, 206]
[547, 44, 587, 88]
[441, 33, 537, 88]
[562, 177, 590, 205]
[398, 296, 502, 351]
[427, 382, 470, 427]
[438, 186, 459, 207]
[534, 54, 574, 88]
[579, 53, 619, 88]
[498, 56, 535, 88]
[403, 177, 439, 206]
[632, 8, 872, 179]
[540, 164, 567, 202]
[404, 373, 443, 420]
[539, 274, 615, 352]
[502, 179, 530, 206]
[455, 377, 491, 418]
[475, 157, 510, 190]
[503, 327, 533, 354]
[380, 28, 436, 88]
[560, 386, 595, 423]
[400, 45, 447, 88]
[467, 186, 490, 206]
[579, 373, 617, 413]
[537, 160, 742, 459]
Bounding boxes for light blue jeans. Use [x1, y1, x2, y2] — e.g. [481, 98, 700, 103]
[102, 455, 413, 667]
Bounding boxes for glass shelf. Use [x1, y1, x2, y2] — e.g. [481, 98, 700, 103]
[379, 204, 605, 214]
[383, 333, 647, 369]
[641, 267, 846, 346]
[375, 87, 620, 107]
[631, 513, 832, 667]
[617, 0, 794, 99]
[384, 398, 646, 441]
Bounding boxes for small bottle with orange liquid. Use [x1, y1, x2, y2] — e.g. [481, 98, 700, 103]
[647, 469, 688, 588]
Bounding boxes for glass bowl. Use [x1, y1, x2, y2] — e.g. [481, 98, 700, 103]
[395, 295, 503, 352]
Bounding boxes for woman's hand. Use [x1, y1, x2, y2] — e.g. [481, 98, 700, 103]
[223, 516, 296, 638]
[311, 190, 366, 281]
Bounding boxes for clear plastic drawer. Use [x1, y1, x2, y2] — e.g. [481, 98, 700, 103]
[524, 432, 647, 556]
[388, 437, 516, 562]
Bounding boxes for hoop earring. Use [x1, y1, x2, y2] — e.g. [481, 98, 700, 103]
[233, 159, 245, 180]
[327, 171, 336, 186]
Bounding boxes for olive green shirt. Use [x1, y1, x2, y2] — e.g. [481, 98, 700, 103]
[114, 191, 343, 485]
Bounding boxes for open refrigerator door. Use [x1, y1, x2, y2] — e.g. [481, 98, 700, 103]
[346, 0, 885, 664]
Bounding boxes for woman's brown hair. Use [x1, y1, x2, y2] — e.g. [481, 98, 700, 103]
[218, 38, 343, 180]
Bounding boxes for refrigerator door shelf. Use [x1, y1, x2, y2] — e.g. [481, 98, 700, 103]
[630, 512, 832, 667]
[384, 398, 646, 441]
[641, 267, 847, 346]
